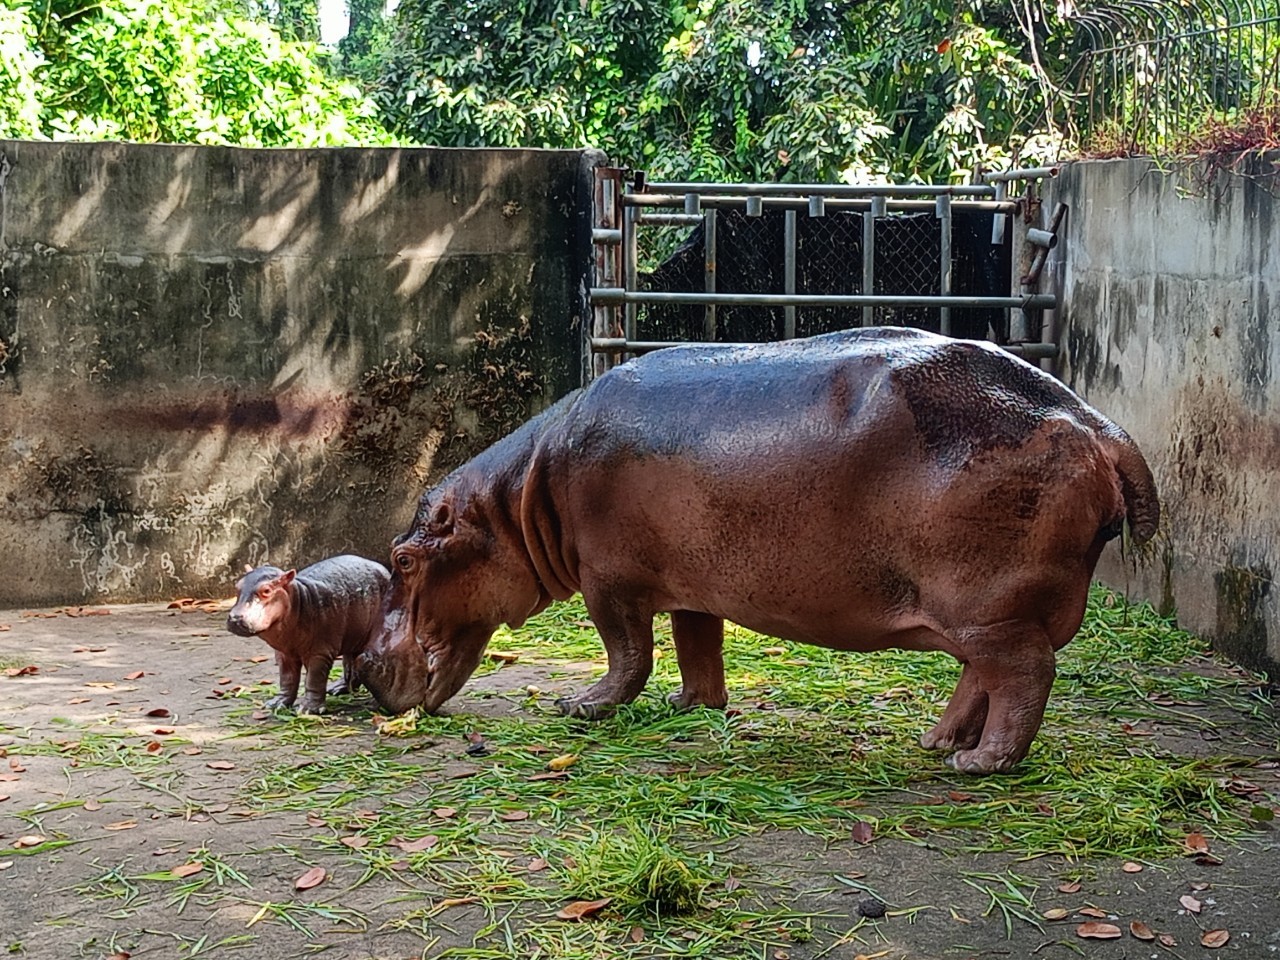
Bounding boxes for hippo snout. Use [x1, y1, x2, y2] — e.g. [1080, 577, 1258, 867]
[226, 613, 258, 638]
[357, 650, 430, 714]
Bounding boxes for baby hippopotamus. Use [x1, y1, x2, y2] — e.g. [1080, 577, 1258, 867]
[226, 555, 390, 714]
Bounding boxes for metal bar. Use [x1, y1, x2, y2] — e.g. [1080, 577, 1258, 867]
[590, 337, 1059, 359]
[646, 181, 998, 197]
[783, 209, 797, 339]
[623, 202, 638, 347]
[982, 166, 1061, 183]
[937, 194, 952, 337]
[592, 228, 621, 245]
[591, 168, 624, 377]
[590, 289, 1056, 309]
[635, 213, 704, 226]
[991, 182, 1007, 245]
[624, 195, 1018, 213]
[703, 209, 717, 342]
[1026, 228, 1058, 249]
[862, 196, 885, 327]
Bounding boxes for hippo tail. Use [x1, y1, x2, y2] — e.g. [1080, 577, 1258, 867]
[1100, 423, 1160, 546]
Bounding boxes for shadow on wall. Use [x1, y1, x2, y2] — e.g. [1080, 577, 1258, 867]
[0, 141, 598, 607]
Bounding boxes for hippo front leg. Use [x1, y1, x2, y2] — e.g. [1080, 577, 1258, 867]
[327, 655, 360, 696]
[943, 622, 1056, 775]
[921, 664, 988, 753]
[297, 655, 336, 715]
[267, 652, 301, 710]
[558, 587, 654, 720]
[669, 611, 728, 711]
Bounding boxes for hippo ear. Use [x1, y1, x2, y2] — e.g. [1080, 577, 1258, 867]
[278, 569, 297, 588]
[430, 501, 455, 536]
[242, 563, 253, 574]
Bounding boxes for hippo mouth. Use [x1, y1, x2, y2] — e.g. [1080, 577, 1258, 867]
[225, 614, 260, 638]
[358, 587, 492, 715]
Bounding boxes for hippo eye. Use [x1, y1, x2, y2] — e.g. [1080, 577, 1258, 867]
[394, 552, 414, 572]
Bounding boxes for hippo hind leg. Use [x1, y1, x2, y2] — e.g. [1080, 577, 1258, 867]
[668, 610, 728, 710]
[558, 586, 654, 720]
[941, 621, 1056, 775]
[921, 664, 988, 753]
[327, 654, 360, 696]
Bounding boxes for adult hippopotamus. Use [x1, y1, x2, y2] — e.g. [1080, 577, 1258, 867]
[360, 328, 1158, 774]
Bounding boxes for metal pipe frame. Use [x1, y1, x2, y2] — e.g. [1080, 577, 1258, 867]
[937, 194, 953, 336]
[590, 289, 1056, 309]
[703, 209, 717, 342]
[589, 337, 1059, 360]
[982, 166, 1061, 183]
[783, 209, 797, 339]
[626, 195, 1018, 213]
[862, 196, 886, 327]
[645, 181, 997, 198]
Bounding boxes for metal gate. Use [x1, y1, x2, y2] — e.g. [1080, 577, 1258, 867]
[588, 170, 1065, 376]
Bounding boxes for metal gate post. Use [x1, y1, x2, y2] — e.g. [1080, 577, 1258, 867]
[623, 198, 638, 353]
[704, 206, 717, 342]
[591, 168, 625, 376]
[783, 209, 797, 338]
[862, 196, 885, 326]
[936, 194, 953, 336]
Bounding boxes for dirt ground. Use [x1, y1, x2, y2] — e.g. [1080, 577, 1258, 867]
[1, 602, 1279, 960]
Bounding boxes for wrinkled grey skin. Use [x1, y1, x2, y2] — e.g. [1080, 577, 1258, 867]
[227, 555, 390, 714]
[362, 328, 1158, 773]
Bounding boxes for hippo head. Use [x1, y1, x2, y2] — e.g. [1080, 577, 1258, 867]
[359, 481, 548, 715]
[226, 565, 295, 637]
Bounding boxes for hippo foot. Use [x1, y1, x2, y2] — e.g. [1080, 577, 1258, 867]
[667, 688, 729, 711]
[555, 696, 615, 720]
[264, 695, 295, 711]
[296, 698, 327, 716]
[326, 679, 351, 696]
[944, 746, 1020, 775]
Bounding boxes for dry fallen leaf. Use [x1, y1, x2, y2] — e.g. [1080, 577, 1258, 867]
[83, 799, 103, 811]
[1078, 907, 1108, 919]
[295, 866, 326, 890]
[3, 665, 38, 677]
[947, 791, 974, 802]
[1180, 895, 1202, 913]
[436, 896, 480, 910]
[306, 814, 326, 828]
[1122, 861, 1143, 873]
[0, 795, 9, 803]
[1042, 908, 1069, 920]
[395, 835, 439, 853]
[182, 747, 202, 756]
[106, 953, 130, 960]
[556, 897, 612, 920]
[629, 926, 645, 943]
[1130, 920, 1155, 941]
[851, 821, 875, 844]
[249, 655, 269, 663]
[1201, 929, 1230, 949]
[1184, 831, 1210, 854]
[1057, 881, 1082, 894]
[725, 875, 742, 892]
[1076, 922, 1122, 940]
[527, 858, 548, 872]
[205, 760, 235, 771]
[528, 771, 568, 782]
[171, 862, 204, 878]
[13, 835, 46, 848]
[1158, 933, 1177, 947]
[499, 810, 530, 822]
[67, 698, 91, 705]
[547, 754, 578, 772]
[124, 671, 145, 681]
[762, 646, 786, 655]
[104, 820, 138, 831]
[340, 836, 370, 849]
[153, 727, 175, 736]
[8, 759, 26, 773]
[145, 742, 163, 754]
[145, 708, 171, 718]
[487, 651, 520, 664]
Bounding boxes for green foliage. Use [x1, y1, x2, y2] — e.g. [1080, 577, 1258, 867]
[0, 0, 389, 146]
[375, 0, 1063, 182]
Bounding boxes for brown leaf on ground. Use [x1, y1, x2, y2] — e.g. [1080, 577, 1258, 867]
[1122, 861, 1143, 873]
[1130, 921, 1155, 941]
[153, 727, 175, 735]
[295, 865, 326, 890]
[145, 742, 163, 754]
[0, 795, 9, 803]
[528, 771, 568, 782]
[629, 926, 645, 943]
[499, 810, 530, 822]
[8, 759, 26, 772]
[1042, 908, 1069, 920]
[395, 835, 439, 853]
[851, 821, 874, 844]
[104, 820, 137, 831]
[14, 835, 46, 848]
[306, 814, 326, 828]
[556, 897, 612, 920]
[171, 862, 204, 878]
[1201, 929, 1230, 949]
[1076, 922, 1122, 939]
[340, 836, 370, 849]
[435, 896, 480, 910]
[1158, 933, 1177, 947]
[1180, 895, 1202, 913]
[527, 858, 548, 872]
[487, 651, 520, 663]
[123, 671, 145, 681]
[145, 708, 171, 718]
[83, 799, 103, 811]
[249, 655, 269, 663]
[205, 760, 235, 771]
[106, 952, 130, 960]
[0, 624, 9, 632]
[1078, 907, 1108, 919]
[947, 791, 974, 802]
[1057, 881, 1082, 894]
[182, 747, 202, 756]
[3, 665, 38, 677]
[725, 875, 742, 892]
[1184, 831, 1210, 854]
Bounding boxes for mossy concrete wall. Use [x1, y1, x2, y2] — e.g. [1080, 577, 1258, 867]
[0, 141, 600, 607]
[1045, 155, 1280, 678]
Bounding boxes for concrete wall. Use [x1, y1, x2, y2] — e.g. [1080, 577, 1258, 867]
[0, 141, 600, 607]
[1045, 154, 1280, 677]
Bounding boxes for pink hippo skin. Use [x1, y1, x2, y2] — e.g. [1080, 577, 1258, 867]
[227, 555, 390, 714]
[359, 328, 1159, 774]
